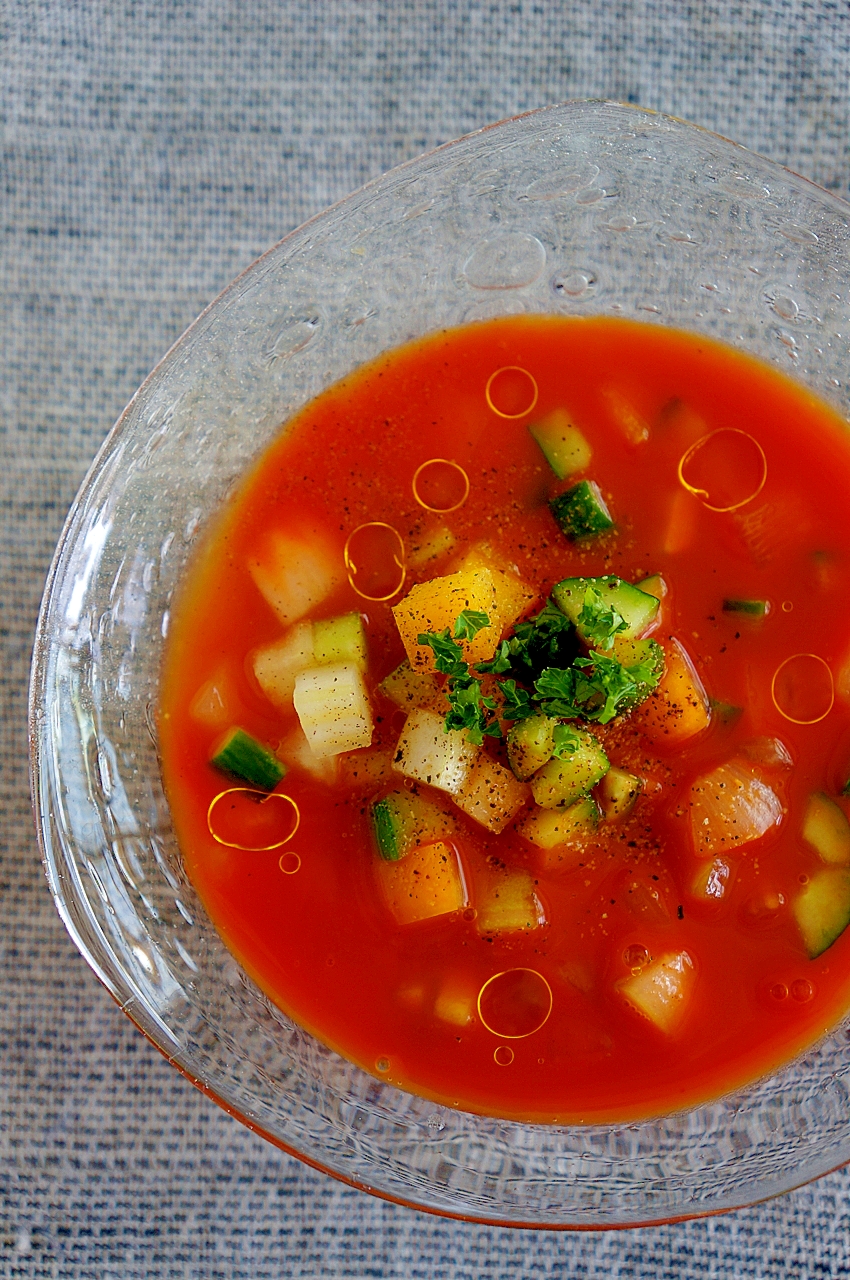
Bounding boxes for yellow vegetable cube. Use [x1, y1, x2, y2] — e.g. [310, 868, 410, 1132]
[476, 869, 545, 934]
[456, 544, 538, 637]
[392, 567, 500, 669]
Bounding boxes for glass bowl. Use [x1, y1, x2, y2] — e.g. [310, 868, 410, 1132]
[29, 101, 850, 1228]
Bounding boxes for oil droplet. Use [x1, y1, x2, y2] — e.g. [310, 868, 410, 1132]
[494, 1045, 515, 1066]
[485, 366, 539, 419]
[207, 790, 300, 851]
[782, 601, 794, 613]
[376, 1057, 390, 1074]
[678, 429, 767, 512]
[344, 521, 406, 601]
[412, 458, 470, 513]
[791, 978, 814, 1003]
[478, 968, 553, 1039]
[771, 982, 788, 1001]
[771, 653, 834, 724]
[462, 906, 477, 922]
[278, 851, 301, 875]
[623, 943, 650, 971]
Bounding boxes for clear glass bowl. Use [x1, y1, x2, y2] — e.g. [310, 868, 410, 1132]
[29, 101, 850, 1228]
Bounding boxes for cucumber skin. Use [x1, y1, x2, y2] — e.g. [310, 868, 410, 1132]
[506, 714, 556, 781]
[211, 727, 286, 791]
[549, 481, 614, 540]
[794, 868, 850, 958]
[722, 599, 768, 617]
[372, 797, 403, 861]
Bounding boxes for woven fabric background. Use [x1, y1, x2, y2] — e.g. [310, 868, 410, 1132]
[3, 2, 850, 1276]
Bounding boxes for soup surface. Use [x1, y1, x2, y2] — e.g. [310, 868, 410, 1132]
[159, 316, 850, 1122]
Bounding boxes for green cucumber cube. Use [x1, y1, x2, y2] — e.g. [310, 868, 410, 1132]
[552, 575, 659, 642]
[211, 727, 286, 791]
[722, 599, 769, 617]
[528, 410, 592, 479]
[793, 868, 850, 958]
[549, 481, 614, 541]
[530, 731, 609, 809]
[506, 714, 557, 781]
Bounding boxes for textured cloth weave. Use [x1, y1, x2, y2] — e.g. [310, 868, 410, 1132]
[3, 2, 850, 1276]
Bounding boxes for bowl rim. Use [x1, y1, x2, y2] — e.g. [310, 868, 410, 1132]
[28, 97, 850, 1229]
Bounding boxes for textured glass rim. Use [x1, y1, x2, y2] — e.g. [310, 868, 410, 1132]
[28, 99, 850, 1228]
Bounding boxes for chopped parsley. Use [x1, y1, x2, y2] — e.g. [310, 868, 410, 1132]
[576, 585, 629, 651]
[418, 586, 663, 741]
[453, 609, 491, 641]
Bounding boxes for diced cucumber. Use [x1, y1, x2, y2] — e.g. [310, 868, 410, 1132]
[549, 480, 615, 541]
[552, 575, 659, 642]
[370, 788, 457, 861]
[802, 793, 850, 865]
[211, 727, 286, 791]
[378, 659, 442, 710]
[530, 730, 609, 809]
[528, 409, 592, 479]
[518, 795, 600, 850]
[610, 635, 665, 707]
[312, 611, 368, 668]
[722, 598, 769, 617]
[793, 868, 850, 958]
[597, 766, 642, 819]
[506, 714, 557, 781]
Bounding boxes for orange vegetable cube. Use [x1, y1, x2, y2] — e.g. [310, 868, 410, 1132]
[375, 840, 466, 925]
[637, 638, 711, 744]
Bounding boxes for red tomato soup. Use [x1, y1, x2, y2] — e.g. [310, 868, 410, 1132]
[158, 316, 850, 1123]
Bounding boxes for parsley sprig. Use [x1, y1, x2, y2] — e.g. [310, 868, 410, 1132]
[576, 584, 629, 651]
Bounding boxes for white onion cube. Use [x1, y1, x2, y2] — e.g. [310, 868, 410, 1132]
[293, 662, 373, 756]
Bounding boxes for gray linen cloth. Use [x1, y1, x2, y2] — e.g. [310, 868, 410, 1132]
[3, 2, 850, 1276]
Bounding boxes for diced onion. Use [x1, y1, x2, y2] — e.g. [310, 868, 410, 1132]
[689, 760, 783, 856]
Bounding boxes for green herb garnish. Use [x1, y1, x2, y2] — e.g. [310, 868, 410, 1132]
[576, 585, 629, 651]
[453, 609, 492, 641]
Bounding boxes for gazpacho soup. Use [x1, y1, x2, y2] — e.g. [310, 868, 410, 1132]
[159, 316, 850, 1123]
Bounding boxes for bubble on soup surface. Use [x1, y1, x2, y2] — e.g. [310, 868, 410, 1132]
[207, 789, 300, 851]
[477, 968, 553, 1039]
